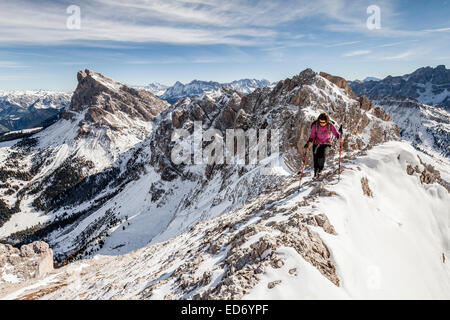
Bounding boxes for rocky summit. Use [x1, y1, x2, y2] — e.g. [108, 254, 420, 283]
[64, 69, 169, 139]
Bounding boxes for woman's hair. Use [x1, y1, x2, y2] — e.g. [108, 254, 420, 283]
[318, 113, 329, 123]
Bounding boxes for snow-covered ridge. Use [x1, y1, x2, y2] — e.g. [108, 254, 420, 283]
[1, 140, 448, 299]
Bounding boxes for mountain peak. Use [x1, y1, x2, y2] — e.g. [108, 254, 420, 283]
[64, 70, 170, 138]
[319, 71, 357, 98]
[76, 69, 125, 93]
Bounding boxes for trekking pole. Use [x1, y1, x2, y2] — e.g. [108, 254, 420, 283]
[298, 153, 307, 186]
[338, 125, 343, 182]
[298, 144, 310, 188]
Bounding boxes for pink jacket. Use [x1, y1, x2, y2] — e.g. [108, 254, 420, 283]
[308, 122, 340, 144]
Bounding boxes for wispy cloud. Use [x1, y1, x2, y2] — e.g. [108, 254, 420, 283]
[380, 50, 414, 60]
[0, 0, 412, 46]
[343, 50, 371, 57]
[423, 27, 450, 33]
[0, 61, 28, 68]
[376, 40, 419, 48]
[324, 41, 361, 48]
[0, 0, 324, 45]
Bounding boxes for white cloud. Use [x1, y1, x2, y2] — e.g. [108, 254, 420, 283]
[0, 0, 398, 45]
[324, 41, 361, 48]
[423, 27, 450, 33]
[380, 50, 414, 60]
[0, 0, 319, 45]
[0, 61, 28, 68]
[0, 0, 448, 50]
[343, 50, 371, 57]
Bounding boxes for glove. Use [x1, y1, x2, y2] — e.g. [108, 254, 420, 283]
[304, 142, 311, 152]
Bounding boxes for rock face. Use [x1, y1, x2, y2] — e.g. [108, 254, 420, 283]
[319, 72, 357, 99]
[0, 241, 53, 284]
[349, 65, 450, 108]
[64, 69, 169, 138]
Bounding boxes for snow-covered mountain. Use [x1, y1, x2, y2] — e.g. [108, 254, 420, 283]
[135, 82, 169, 96]
[349, 65, 450, 108]
[0, 69, 169, 245]
[0, 68, 397, 259]
[0, 91, 72, 132]
[158, 79, 273, 104]
[363, 77, 381, 82]
[1, 140, 449, 299]
[371, 95, 450, 158]
[0, 68, 448, 300]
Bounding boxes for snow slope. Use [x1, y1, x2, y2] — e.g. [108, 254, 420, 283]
[247, 141, 450, 299]
[373, 96, 450, 158]
[1, 140, 448, 299]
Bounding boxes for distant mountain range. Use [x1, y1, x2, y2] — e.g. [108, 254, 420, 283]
[362, 77, 381, 82]
[348, 65, 450, 158]
[138, 78, 275, 104]
[0, 91, 72, 133]
[349, 65, 450, 107]
[136, 82, 169, 96]
[1, 66, 449, 136]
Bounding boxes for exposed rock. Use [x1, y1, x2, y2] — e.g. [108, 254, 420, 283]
[268, 280, 282, 289]
[372, 106, 392, 121]
[314, 214, 337, 235]
[0, 241, 54, 284]
[319, 72, 357, 99]
[309, 183, 338, 197]
[361, 177, 374, 198]
[405, 156, 449, 192]
[373, 95, 450, 157]
[64, 69, 169, 138]
[359, 95, 373, 111]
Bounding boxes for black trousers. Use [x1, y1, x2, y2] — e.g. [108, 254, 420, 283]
[312, 144, 330, 176]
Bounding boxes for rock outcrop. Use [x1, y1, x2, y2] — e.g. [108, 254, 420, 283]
[63, 69, 170, 138]
[319, 71, 357, 99]
[0, 241, 53, 284]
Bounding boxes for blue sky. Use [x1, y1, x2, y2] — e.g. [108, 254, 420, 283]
[0, 0, 449, 91]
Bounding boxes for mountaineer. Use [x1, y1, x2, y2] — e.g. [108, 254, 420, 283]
[303, 113, 343, 178]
